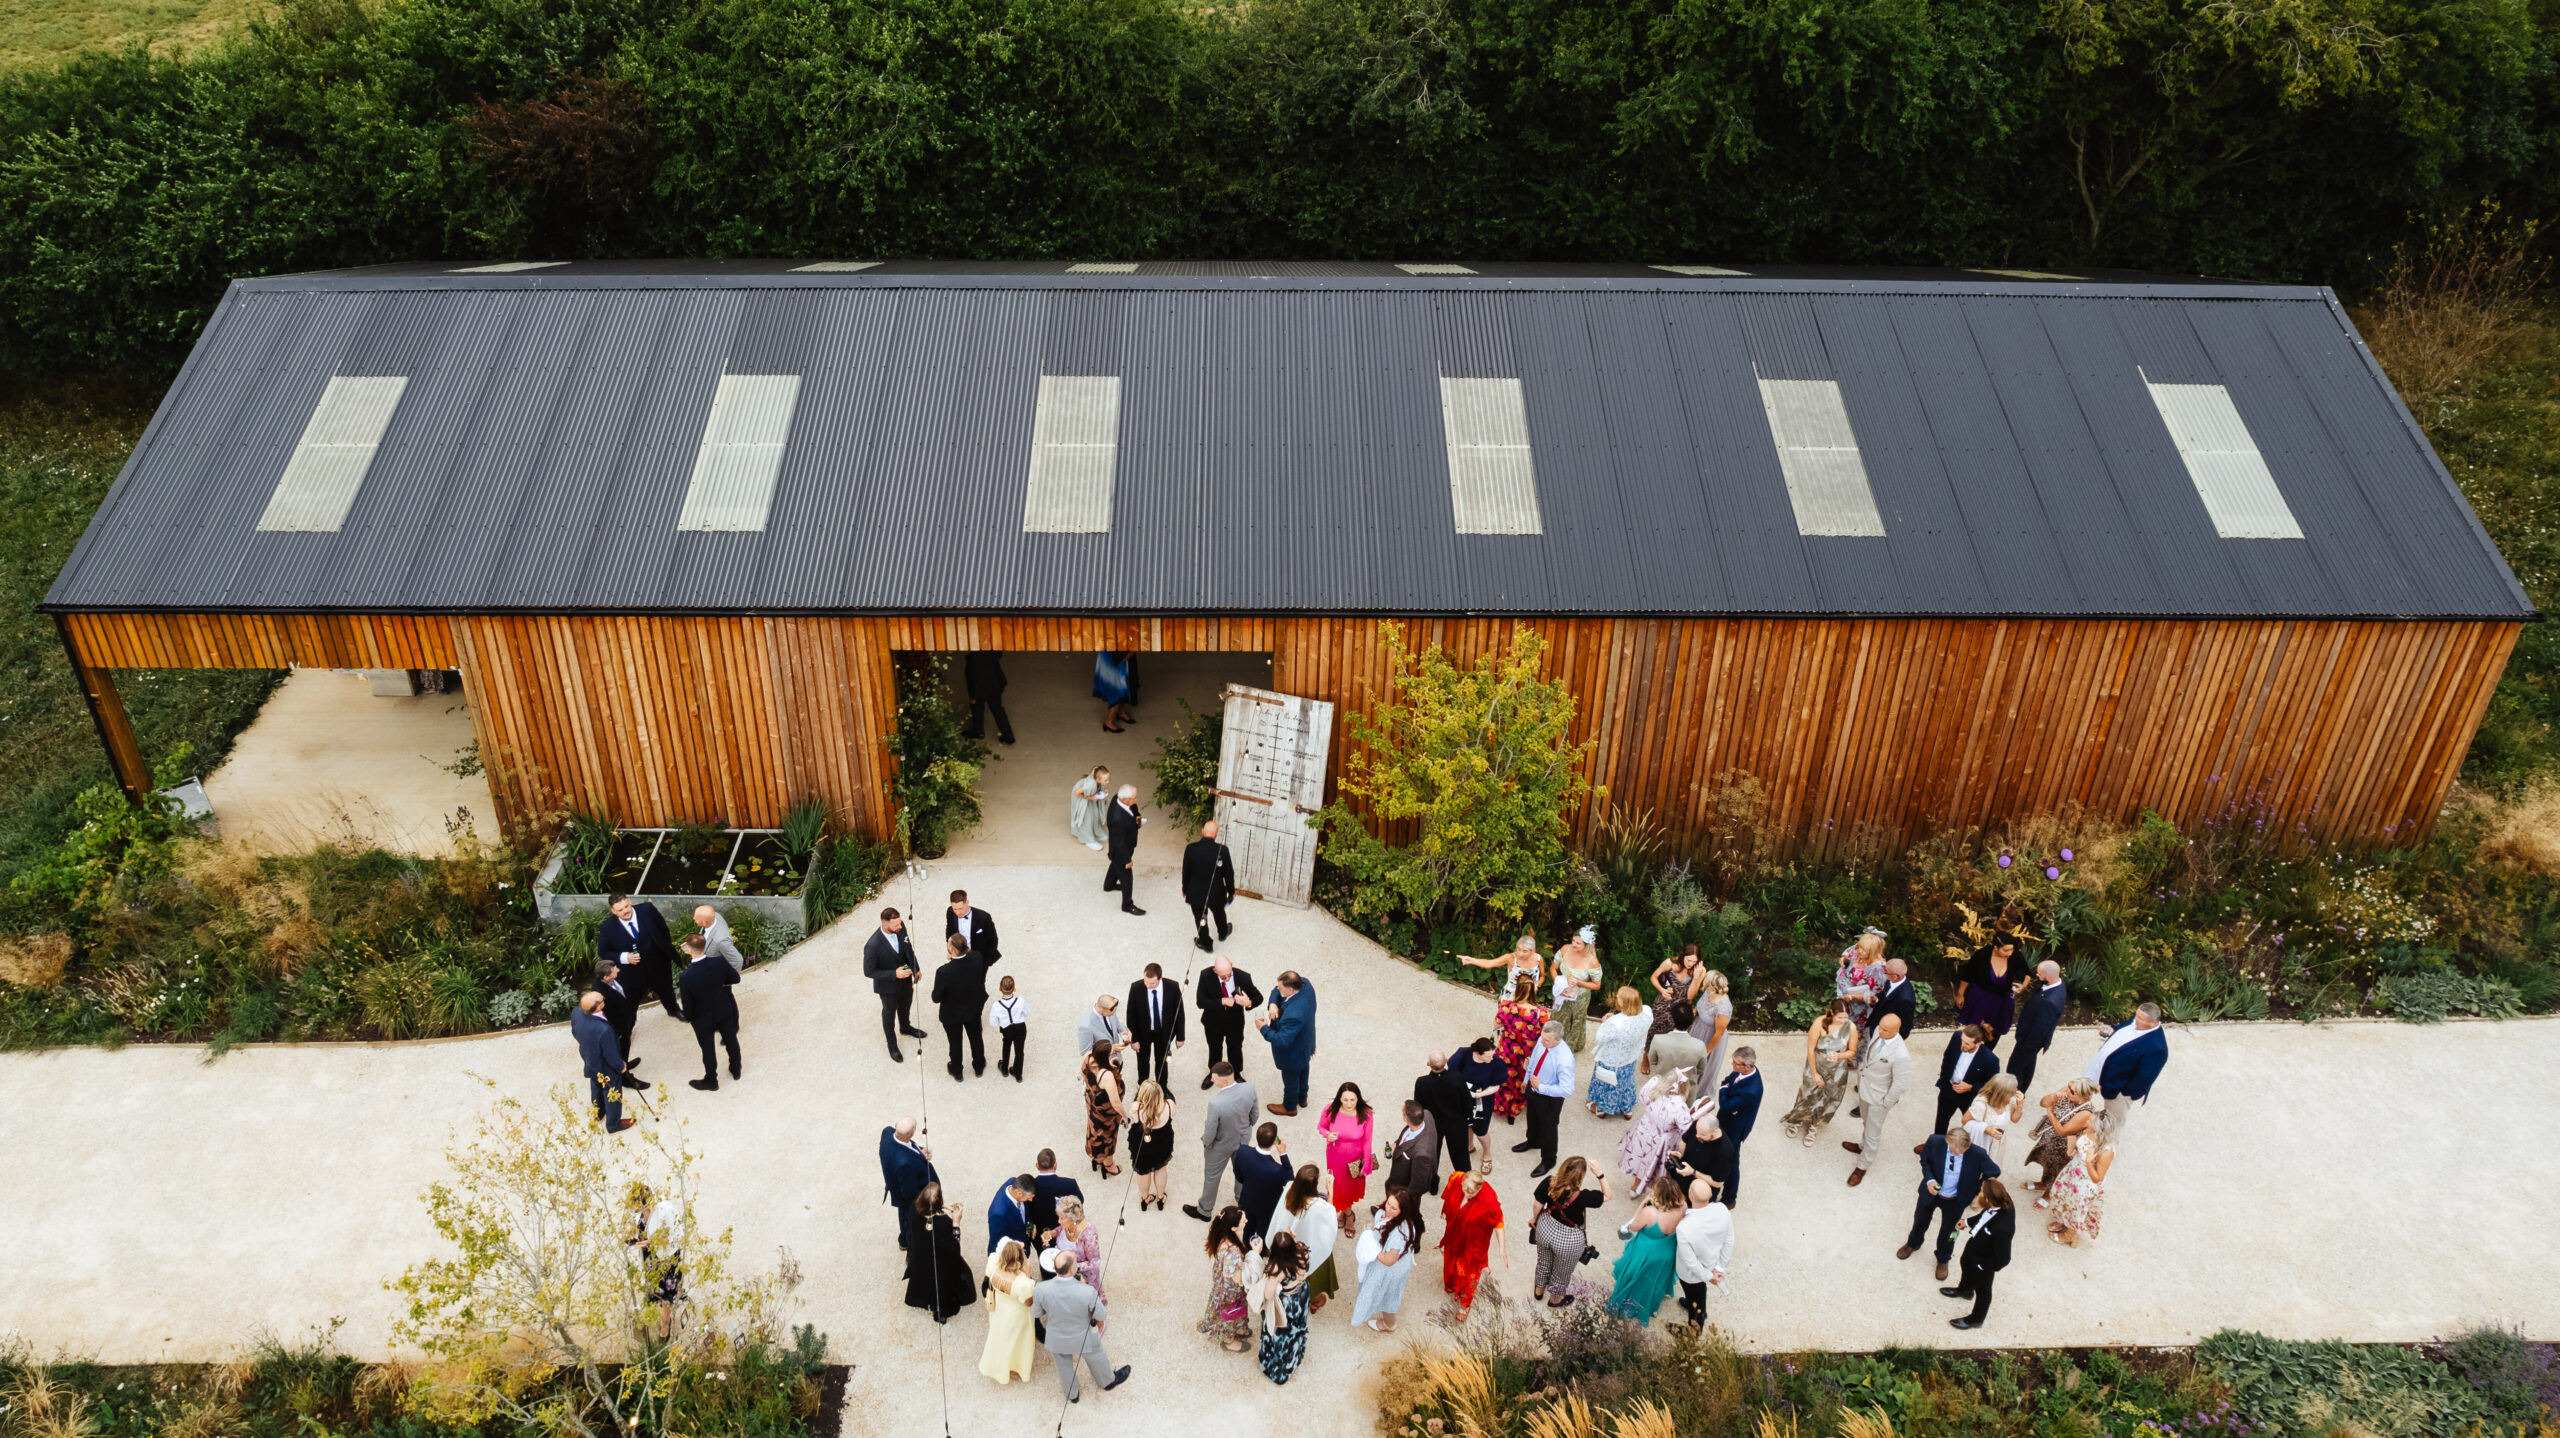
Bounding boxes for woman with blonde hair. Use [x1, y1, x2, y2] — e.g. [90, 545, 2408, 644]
[1618, 1067, 1697, 1192]
[1490, 973, 1550, 1127]
[2024, 1078, 2100, 1196]
[1690, 970, 1734, 1089]
[1963, 1073, 2027, 1168]
[1129, 1078, 1176, 1211]
[978, 1238, 1039, 1384]
[1778, 997, 1860, 1144]
[2045, 1132, 2111, 1247]
[1055, 1196, 1105, 1303]
[1586, 987, 1652, 1118]
[1458, 932, 1547, 1001]
[1836, 929, 1888, 1026]
[1069, 765, 1112, 850]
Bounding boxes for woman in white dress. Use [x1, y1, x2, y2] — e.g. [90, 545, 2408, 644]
[1069, 765, 1112, 851]
[1271, 1164, 1341, 1311]
[1962, 1073, 2026, 1169]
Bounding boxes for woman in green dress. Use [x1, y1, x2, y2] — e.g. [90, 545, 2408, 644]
[1552, 926, 1606, 1050]
[1605, 1176, 1687, 1322]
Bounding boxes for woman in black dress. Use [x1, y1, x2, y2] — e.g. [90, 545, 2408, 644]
[902, 1182, 974, 1324]
[1129, 1078, 1177, 1210]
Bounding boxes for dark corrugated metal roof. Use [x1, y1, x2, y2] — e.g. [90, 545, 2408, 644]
[43, 266, 2532, 620]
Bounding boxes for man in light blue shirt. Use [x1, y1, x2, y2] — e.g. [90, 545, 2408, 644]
[1512, 1021, 1576, 1179]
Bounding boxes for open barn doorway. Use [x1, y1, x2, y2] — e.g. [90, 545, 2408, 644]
[932, 651, 1274, 867]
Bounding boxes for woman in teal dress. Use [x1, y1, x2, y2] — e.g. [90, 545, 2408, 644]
[1606, 1176, 1688, 1322]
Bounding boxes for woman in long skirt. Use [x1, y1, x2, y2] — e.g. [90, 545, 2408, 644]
[1274, 1165, 1340, 1311]
[1095, 651, 1135, 731]
[1606, 1177, 1686, 1322]
[1552, 926, 1605, 1049]
[1082, 1041, 1128, 1176]
[1199, 1207, 1255, 1351]
[1436, 1169, 1507, 1313]
[2046, 1133, 2112, 1247]
[1492, 976, 1550, 1124]
[1069, 765, 1112, 851]
[977, 1239, 1039, 1384]
[1350, 1188, 1424, 1332]
[1618, 1071, 1694, 1191]
[1778, 999, 1860, 1144]
[1586, 988, 1652, 1118]
[1255, 1233, 1312, 1384]
[902, 1184, 975, 1324]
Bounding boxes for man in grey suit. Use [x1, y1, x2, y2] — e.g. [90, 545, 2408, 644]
[1842, 1013, 1912, 1186]
[1030, 1253, 1127, 1402]
[1183, 1060, 1258, 1220]
[691, 905, 744, 979]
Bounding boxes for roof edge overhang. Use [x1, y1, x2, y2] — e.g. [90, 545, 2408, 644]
[38, 603, 2541, 624]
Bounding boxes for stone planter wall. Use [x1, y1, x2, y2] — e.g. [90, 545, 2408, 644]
[534, 827, 809, 931]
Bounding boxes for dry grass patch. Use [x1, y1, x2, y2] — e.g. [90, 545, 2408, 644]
[0, 930, 72, 988]
[2354, 203, 2547, 419]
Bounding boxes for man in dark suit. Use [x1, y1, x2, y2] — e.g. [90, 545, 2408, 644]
[1231, 1125, 1293, 1241]
[1181, 821, 1237, 953]
[1673, 1112, 1738, 1208]
[2090, 1002, 2170, 1143]
[960, 651, 1014, 745]
[676, 934, 741, 1090]
[2009, 960, 2067, 1096]
[571, 990, 641, 1132]
[1942, 1181, 2017, 1329]
[597, 893, 685, 1022]
[930, 932, 995, 1080]
[878, 1118, 938, 1252]
[1868, 959, 1916, 1054]
[1929, 1022, 2000, 1141]
[1385, 1100, 1441, 1197]
[987, 1173, 1036, 1256]
[1899, 1126, 2001, 1280]
[1103, 787, 1144, 915]
[945, 889, 1001, 970]
[1028, 1149, 1085, 1241]
[1414, 1052, 1475, 1176]
[1717, 1047, 1764, 1148]
[1193, 957, 1261, 1088]
[1125, 962, 1186, 1085]
[862, 907, 928, 1062]
[593, 960, 642, 1073]
[1253, 972, 1317, 1115]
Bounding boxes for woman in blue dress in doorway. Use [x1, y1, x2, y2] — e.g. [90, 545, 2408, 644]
[1095, 650, 1137, 731]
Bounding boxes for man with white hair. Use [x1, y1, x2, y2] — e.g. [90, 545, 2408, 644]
[1103, 784, 1145, 916]
[1843, 1013, 1910, 1187]
[1512, 1020, 1574, 1179]
[2009, 959, 2067, 1095]
[2088, 1001, 2168, 1143]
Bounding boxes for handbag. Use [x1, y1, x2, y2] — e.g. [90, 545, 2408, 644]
[1215, 1295, 1249, 1323]
[1593, 1063, 1620, 1087]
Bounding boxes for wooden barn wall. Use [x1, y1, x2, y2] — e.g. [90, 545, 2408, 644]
[59, 612, 2519, 855]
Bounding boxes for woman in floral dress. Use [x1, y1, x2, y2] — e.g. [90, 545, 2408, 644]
[1586, 988, 1652, 1118]
[1778, 999, 1860, 1145]
[1618, 1070, 1695, 1192]
[1492, 975, 1550, 1124]
[2024, 1079, 2100, 1193]
[1082, 1040, 1129, 1176]
[1199, 1206, 1255, 1351]
[1055, 1197, 1105, 1304]
[2046, 1132, 2111, 1247]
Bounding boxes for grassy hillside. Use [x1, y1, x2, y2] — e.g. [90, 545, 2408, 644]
[0, 382, 279, 888]
[0, 0, 253, 71]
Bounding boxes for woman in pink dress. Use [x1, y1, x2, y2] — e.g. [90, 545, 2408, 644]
[1617, 1068, 1697, 1195]
[1315, 1081, 1377, 1236]
[1492, 975, 1551, 1124]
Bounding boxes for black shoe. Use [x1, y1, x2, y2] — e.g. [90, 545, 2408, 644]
[622, 1075, 651, 1091]
[901, 1025, 929, 1038]
[1950, 1317, 1982, 1330]
[1940, 1287, 1970, 1299]
[1510, 1141, 1537, 1153]
[1216, 926, 1232, 941]
[1014, 1067, 1024, 1084]
[887, 1047, 905, 1063]
[1123, 905, 1147, 916]
[627, 1057, 644, 1069]
[1529, 1160, 1554, 1179]
[974, 1064, 986, 1076]
[606, 1118, 636, 1133]
[948, 1066, 964, 1081]
[1068, 1392, 1081, 1404]
[1194, 936, 1214, 953]
[689, 1078, 718, 1091]
[730, 1063, 742, 1080]
[1182, 1205, 1211, 1221]
[999, 735, 1016, 746]
[1102, 1366, 1131, 1392]
[1200, 1075, 1214, 1090]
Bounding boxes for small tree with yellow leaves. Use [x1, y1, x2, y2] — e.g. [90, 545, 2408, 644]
[390, 1080, 798, 1438]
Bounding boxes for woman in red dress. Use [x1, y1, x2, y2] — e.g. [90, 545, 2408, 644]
[1492, 975, 1550, 1124]
[1437, 1168, 1508, 1313]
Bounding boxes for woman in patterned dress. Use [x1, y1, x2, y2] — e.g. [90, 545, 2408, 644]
[1054, 1196, 1105, 1304]
[1586, 988, 1652, 1118]
[1618, 1069, 1695, 1192]
[2024, 1079, 2100, 1194]
[1081, 1040, 1129, 1177]
[1492, 975, 1550, 1124]
[2045, 1132, 2111, 1247]
[1778, 999, 1861, 1144]
[1199, 1206, 1255, 1351]
[1254, 1233, 1311, 1383]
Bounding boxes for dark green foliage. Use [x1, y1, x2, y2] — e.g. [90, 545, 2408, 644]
[2196, 1328, 2514, 1437]
[1, 0, 2555, 378]
[884, 654, 988, 859]
[2441, 1326, 2560, 1428]
[801, 828, 892, 932]
[1140, 696, 1220, 836]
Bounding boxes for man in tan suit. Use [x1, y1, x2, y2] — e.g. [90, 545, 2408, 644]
[1842, 1013, 1911, 1187]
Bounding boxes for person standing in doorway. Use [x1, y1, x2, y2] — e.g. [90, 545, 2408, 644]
[962, 650, 1015, 745]
[863, 907, 927, 1062]
[676, 934, 740, 1091]
[1104, 786, 1145, 915]
[1254, 971, 1317, 1116]
[1070, 766, 1112, 852]
[1095, 650, 1136, 732]
[1183, 820, 1237, 953]
[597, 893, 685, 1023]
[932, 933, 993, 1081]
[946, 889, 1001, 972]
[1194, 957, 1261, 1088]
[1125, 962, 1186, 1086]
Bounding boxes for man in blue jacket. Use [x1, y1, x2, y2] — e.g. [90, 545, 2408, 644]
[1253, 972, 1317, 1116]
[1898, 1125, 2000, 1281]
[878, 1118, 938, 1252]
[1716, 1047, 1764, 1146]
[2087, 1002, 2169, 1144]
[571, 990, 641, 1133]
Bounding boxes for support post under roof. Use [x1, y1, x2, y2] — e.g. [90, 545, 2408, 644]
[54, 614, 153, 807]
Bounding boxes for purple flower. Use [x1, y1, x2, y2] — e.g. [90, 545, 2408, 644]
[2060, 848, 2074, 862]
[1998, 854, 2013, 868]
[2046, 867, 2061, 880]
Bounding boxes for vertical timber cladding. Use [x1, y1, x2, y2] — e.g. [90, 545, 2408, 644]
[52, 611, 2520, 853]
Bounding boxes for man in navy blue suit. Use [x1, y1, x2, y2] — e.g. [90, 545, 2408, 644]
[2089, 1002, 2169, 1143]
[1231, 1124, 1294, 1242]
[1717, 1047, 1763, 1146]
[878, 1118, 938, 1252]
[1898, 1125, 2000, 1281]
[571, 990, 641, 1132]
[987, 1173, 1036, 1255]
[1029, 1149, 1085, 1242]
[597, 893, 686, 1022]
[2008, 960, 2067, 1096]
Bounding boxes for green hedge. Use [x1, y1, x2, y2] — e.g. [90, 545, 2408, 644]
[1, 0, 2555, 378]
